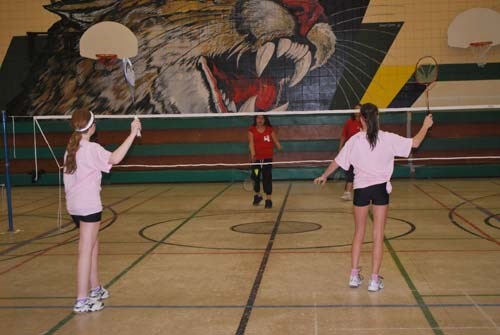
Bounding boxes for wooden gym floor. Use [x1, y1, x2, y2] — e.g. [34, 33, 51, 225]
[0, 178, 499, 335]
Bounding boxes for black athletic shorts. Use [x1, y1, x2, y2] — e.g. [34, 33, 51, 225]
[71, 212, 102, 228]
[353, 183, 389, 206]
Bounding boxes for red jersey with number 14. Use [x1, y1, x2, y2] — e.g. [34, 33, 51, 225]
[249, 126, 274, 159]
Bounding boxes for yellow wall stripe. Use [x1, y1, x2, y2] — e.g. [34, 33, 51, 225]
[361, 65, 414, 107]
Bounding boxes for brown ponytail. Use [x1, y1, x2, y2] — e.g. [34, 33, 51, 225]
[360, 103, 379, 150]
[64, 109, 93, 174]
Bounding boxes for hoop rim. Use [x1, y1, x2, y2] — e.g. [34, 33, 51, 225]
[95, 54, 117, 60]
[469, 41, 492, 47]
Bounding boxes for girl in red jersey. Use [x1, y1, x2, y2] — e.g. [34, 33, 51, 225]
[338, 104, 362, 201]
[248, 115, 282, 208]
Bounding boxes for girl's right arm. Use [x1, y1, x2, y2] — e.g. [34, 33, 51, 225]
[339, 122, 347, 150]
[109, 118, 142, 165]
[314, 160, 340, 185]
[338, 135, 346, 150]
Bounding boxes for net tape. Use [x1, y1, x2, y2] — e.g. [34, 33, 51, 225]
[31, 104, 499, 120]
[114, 156, 500, 169]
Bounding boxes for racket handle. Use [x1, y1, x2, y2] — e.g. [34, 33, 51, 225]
[134, 116, 141, 137]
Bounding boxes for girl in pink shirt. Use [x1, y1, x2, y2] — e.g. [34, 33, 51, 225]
[64, 109, 141, 312]
[315, 103, 433, 292]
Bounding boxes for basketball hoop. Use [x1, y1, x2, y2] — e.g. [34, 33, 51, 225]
[95, 53, 118, 74]
[469, 41, 492, 68]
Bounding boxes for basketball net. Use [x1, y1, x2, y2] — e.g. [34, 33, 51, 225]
[95, 54, 118, 74]
[469, 41, 492, 68]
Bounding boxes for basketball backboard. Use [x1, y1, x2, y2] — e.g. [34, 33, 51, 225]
[447, 8, 500, 48]
[80, 21, 138, 60]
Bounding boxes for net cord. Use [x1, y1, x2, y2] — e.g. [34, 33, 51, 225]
[30, 104, 500, 120]
[115, 156, 500, 169]
[34, 118, 63, 229]
[8, 116, 31, 160]
[34, 119, 62, 169]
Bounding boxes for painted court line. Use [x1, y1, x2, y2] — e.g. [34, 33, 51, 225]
[2, 302, 500, 310]
[414, 184, 500, 246]
[421, 293, 500, 297]
[4, 290, 500, 300]
[0, 188, 149, 255]
[5, 247, 499, 258]
[378, 208, 444, 335]
[0, 202, 73, 255]
[437, 183, 500, 222]
[235, 183, 292, 335]
[0, 229, 86, 276]
[384, 238, 444, 335]
[43, 184, 232, 335]
[463, 291, 500, 329]
[0, 221, 73, 256]
[0, 187, 169, 271]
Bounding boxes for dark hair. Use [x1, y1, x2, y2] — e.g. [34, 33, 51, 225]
[360, 103, 379, 150]
[253, 115, 272, 127]
[350, 104, 362, 120]
[64, 109, 92, 174]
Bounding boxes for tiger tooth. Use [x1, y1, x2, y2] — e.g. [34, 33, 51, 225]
[238, 96, 257, 113]
[199, 56, 224, 113]
[285, 42, 299, 60]
[236, 51, 244, 68]
[284, 43, 294, 59]
[297, 44, 309, 60]
[288, 43, 308, 61]
[277, 38, 292, 58]
[289, 51, 311, 87]
[270, 102, 289, 112]
[228, 101, 237, 113]
[256, 42, 275, 77]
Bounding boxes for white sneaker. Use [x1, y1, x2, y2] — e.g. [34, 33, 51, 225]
[73, 297, 104, 313]
[368, 277, 384, 292]
[341, 191, 352, 201]
[89, 285, 110, 300]
[349, 273, 363, 288]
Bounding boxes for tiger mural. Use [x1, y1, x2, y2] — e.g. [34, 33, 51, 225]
[12, 0, 336, 115]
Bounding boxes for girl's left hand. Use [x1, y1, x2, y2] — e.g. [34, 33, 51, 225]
[131, 118, 142, 137]
[314, 176, 327, 185]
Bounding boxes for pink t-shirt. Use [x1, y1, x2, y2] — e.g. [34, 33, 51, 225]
[335, 130, 412, 193]
[64, 139, 112, 216]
